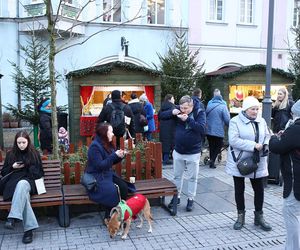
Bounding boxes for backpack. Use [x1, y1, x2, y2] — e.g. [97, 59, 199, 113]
[109, 103, 126, 137]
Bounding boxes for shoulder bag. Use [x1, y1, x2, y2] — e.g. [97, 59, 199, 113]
[80, 172, 97, 191]
[231, 122, 259, 176]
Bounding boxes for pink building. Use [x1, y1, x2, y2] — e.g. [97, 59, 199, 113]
[188, 0, 298, 72]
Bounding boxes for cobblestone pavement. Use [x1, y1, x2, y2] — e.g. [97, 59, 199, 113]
[0, 151, 286, 250]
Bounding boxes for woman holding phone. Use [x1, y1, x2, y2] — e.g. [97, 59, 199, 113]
[85, 122, 135, 223]
[0, 131, 44, 244]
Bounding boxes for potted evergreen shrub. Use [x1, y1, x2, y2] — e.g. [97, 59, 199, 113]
[2, 112, 11, 128]
[10, 115, 19, 128]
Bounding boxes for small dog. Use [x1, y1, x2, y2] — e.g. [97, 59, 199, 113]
[105, 194, 153, 239]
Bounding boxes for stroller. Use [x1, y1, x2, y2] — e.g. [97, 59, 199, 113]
[202, 143, 229, 165]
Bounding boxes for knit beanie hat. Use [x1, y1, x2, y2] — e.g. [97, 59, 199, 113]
[111, 90, 121, 100]
[242, 96, 260, 111]
[58, 127, 68, 139]
[139, 93, 148, 102]
[291, 99, 300, 117]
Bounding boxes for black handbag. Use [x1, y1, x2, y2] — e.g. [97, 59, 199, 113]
[80, 172, 97, 191]
[0, 169, 21, 191]
[231, 122, 259, 176]
[237, 156, 258, 175]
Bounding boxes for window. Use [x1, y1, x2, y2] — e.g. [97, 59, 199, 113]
[293, 0, 300, 26]
[147, 0, 165, 24]
[209, 0, 224, 21]
[103, 0, 121, 22]
[240, 0, 253, 24]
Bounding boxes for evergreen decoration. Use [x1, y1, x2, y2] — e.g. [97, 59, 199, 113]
[6, 34, 51, 125]
[66, 61, 161, 79]
[289, 25, 300, 100]
[214, 64, 295, 80]
[155, 30, 205, 102]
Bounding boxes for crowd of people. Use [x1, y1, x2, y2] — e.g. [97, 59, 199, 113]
[1, 86, 300, 249]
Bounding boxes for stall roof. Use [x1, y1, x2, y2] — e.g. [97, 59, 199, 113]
[66, 61, 162, 79]
[206, 64, 295, 80]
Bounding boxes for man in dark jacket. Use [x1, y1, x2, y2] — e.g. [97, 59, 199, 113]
[38, 98, 52, 154]
[97, 90, 135, 148]
[158, 94, 176, 165]
[160, 95, 206, 212]
[269, 99, 300, 249]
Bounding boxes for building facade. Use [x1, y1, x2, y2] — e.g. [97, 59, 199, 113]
[189, 0, 298, 72]
[0, 0, 188, 107]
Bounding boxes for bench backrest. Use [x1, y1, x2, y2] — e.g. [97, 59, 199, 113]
[0, 159, 62, 189]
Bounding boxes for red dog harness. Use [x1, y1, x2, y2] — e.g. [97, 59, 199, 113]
[121, 194, 146, 221]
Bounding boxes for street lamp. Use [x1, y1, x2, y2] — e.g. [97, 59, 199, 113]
[262, 0, 275, 127]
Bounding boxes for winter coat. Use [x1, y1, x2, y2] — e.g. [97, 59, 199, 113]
[269, 118, 300, 201]
[98, 99, 135, 138]
[85, 136, 135, 208]
[39, 111, 52, 152]
[158, 101, 176, 153]
[128, 98, 146, 134]
[0, 150, 44, 201]
[225, 112, 270, 178]
[143, 101, 155, 132]
[272, 100, 294, 133]
[206, 96, 230, 138]
[192, 96, 205, 111]
[159, 105, 206, 155]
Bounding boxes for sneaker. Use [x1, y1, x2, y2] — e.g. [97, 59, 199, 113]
[167, 197, 180, 209]
[5, 218, 15, 230]
[186, 199, 194, 212]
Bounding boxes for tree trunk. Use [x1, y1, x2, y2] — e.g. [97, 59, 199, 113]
[47, 0, 59, 159]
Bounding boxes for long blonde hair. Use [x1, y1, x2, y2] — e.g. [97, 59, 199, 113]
[274, 87, 289, 110]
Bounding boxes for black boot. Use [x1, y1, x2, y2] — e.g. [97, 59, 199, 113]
[254, 211, 272, 231]
[22, 230, 33, 244]
[5, 218, 15, 230]
[233, 210, 245, 230]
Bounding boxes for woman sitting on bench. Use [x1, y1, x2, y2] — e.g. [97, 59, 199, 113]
[85, 122, 135, 223]
[0, 131, 44, 244]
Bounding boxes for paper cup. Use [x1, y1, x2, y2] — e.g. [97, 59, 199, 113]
[130, 177, 135, 183]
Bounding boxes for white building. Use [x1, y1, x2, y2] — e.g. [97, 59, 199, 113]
[0, 0, 188, 107]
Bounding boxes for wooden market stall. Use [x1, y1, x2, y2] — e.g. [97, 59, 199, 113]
[205, 64, 295, 115]
[66, 61, 161, 145]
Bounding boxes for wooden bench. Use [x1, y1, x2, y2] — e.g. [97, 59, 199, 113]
[62, 178, 178, 227]
[0, 160, 67, 227]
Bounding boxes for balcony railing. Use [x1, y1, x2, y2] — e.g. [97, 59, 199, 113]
[23, 3, 80, 19]
[24, 3, 46, 17]
[61, 4, 80, 19]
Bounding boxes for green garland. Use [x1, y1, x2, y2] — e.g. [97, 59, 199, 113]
[66, 61, 162, 79]
[211, 64, 295, 80]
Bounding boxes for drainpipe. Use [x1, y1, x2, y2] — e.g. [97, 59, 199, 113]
[16, 0, 21, 111]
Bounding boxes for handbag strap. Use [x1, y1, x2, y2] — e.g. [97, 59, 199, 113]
[206, 104, 222, 116]
[231, 121, 259, 163]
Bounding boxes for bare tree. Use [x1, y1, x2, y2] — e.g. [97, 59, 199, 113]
[41, 0, 143, 159]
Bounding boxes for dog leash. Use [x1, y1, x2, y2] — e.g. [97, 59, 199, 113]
[114, 184, 133, 221]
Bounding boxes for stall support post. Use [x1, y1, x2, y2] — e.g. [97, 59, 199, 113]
[262, 0, 275, 128]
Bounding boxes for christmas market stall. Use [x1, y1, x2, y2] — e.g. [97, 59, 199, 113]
[205, 64, 295, 114]
[66, 61, 161, 145]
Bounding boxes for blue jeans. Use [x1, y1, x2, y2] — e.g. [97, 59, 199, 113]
[8, 180, 39, 232]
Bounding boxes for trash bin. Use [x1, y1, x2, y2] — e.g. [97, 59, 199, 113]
[57, 112, 68, 130]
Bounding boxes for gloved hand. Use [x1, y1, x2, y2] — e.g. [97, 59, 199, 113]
[261, 144, 269, 157]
